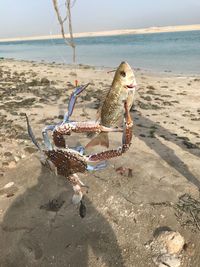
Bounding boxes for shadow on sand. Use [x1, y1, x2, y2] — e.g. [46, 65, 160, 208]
[133, 110, 200, 189]
[0, 163, 124, 267]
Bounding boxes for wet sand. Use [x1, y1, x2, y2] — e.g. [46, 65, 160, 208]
[0, 58, 200, 266]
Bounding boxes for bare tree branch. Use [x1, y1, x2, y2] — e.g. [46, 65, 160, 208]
[52, 0, 76, 63]
[62, 16, 67, 24]
[71, 0, 77, 8]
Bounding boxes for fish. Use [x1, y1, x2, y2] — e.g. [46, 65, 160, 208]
[86, 61, 137, 148]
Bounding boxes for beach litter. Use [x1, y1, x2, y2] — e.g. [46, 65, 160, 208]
[175, 194, 200, 232]
[149, 230, 185, 267]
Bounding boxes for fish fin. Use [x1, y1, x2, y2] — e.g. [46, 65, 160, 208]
[86, 132, 109, 148]
[96, 107, 101, 121]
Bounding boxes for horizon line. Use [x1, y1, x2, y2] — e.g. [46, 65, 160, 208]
[0, 24, 200, 43]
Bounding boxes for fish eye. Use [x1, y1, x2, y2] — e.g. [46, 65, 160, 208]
[120, 71, 126, 77]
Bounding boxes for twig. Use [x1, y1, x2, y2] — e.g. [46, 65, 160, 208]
[93, 174, 107, 182]
[121, 193, 140, 205]
[149, 201, 173, 207]
[190, 210, 200, 231]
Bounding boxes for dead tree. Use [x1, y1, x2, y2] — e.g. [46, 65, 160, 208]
[52, 0, 76, 63]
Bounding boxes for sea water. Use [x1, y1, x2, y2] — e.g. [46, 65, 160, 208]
[0, 30, 200, 74]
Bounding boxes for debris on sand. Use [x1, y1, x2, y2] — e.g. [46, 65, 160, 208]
[153, 231, 185, 254]
[40, 198, 65, 212]
[154, 254, 181, 267]
[175, 194, 200, 232]
[0, 181, 18, 197]
[115, 166, 133, 177]
[3, 182, 14, 189]
[149, 230, 185, 267]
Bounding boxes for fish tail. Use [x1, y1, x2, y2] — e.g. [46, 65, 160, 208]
[86, 132, 109, 148]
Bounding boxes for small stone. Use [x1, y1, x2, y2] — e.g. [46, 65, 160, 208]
[81, 93, 91, 101]
[14, 156, 20, 162]
[4, 151, 12, 157]
[128, 168, 133, 177]
[155, 231, 185, 254]
[41, 77, 50, 84]
[58, 114, 64, 120]
[69, 72, 76, 76]
[183, 242, 195, 256]
[8, 161, 16, 169]
[29, 79, 40, 86]
[6, 193, 15, 198]
[143, 96, 152, 101]
[183, 140, 198, 149]
[154, 254, 181, 267]
[24, 146, 37, 154]
[17, 133, 30, 140]
[10, 111, 18, 116]
[4, 182, 14, 189]
[147, 85, 156, 90]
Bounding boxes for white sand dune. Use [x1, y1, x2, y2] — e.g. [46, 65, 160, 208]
[0, 24, 200, 42]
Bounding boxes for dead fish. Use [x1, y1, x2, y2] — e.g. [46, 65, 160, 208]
[86, 61, 137, 148]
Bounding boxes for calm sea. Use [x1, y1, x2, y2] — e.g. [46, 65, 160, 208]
[0, 30, 200, 74]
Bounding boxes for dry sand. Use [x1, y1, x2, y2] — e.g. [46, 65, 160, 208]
[0, 24, 200, 42]
[0, 58, 200, 266]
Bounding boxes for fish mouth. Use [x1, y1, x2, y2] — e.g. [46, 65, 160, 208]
[126, 83, 137, 89]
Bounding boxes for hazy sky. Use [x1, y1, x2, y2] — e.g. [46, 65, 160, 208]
[1, 0, 200, 38]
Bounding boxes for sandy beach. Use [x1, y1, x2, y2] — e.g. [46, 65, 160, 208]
[0, 24, 200, 42]
[0, 58, 200, 266]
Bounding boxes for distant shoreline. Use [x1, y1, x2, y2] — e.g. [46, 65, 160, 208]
[0, 24, 200, 43]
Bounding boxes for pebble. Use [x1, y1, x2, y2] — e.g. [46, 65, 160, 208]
[155, 231, 185, 254]
[41, 77, 50, 84]
[4, 182, 14, 189]
[150, 230, 185, 267]
[10, 111, 18, 116]
[4, 151, 12, 157]
[8, 161, 16, 169]
[6, 193, 15, 198]
[24, 146, 37, 154]
[154, 254, 181, 267]
[14, 156, 20, 162]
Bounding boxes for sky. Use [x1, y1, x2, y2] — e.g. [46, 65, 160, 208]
[0, 0, 200, 38]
